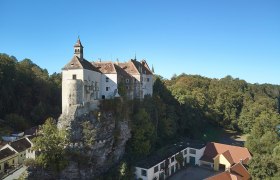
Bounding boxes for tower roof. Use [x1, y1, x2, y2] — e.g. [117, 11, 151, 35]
[62, 56, 100, 72]
[74, 37, 83, 48]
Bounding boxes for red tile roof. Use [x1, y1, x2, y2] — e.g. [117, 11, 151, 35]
[206, 171, 242, 180]
[92, 62, 117, 74]
[230, 163, 250, 180]
[220, 150, 234, 165]
[200, 142, 252, 164]
[118, 61, 140, 75]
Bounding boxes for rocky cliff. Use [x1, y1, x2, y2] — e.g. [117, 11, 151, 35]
[31, 100, 131, 179]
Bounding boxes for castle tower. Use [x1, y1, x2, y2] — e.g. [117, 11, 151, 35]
[61, 39, 102, 115]
[74, 37, 83, 60]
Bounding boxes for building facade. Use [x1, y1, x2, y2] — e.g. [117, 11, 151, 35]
[0, 137, 34, 175]
[135, 140, 205, 180]
[62, 38, 154, 114]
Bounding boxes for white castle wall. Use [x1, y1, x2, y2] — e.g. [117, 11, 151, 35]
[62, 69, 102, 114]
[131, 74, 141, 98]
[100, 74, 118, 99]
[62, 69, 84, 114]
[142, 74, 153, 97]
[83, 69, 102, 101]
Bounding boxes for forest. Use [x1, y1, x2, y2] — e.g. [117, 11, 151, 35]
[0, 53, 61, 132]
[1, 53, 280, 179]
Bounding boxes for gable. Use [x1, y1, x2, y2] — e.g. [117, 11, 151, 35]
[63, 56, 100, 72]
[202, 142, 251, 164]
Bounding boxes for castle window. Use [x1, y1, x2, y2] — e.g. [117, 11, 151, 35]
[126, 79, 129, 83]
[126, 86, 129, 90]
[106, 87, 110, 91]
[73, 74, 77, 79]
[106, 77, 109, 82]
[147, 78, 150, 82]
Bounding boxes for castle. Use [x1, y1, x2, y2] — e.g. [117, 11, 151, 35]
[62, 38, 154, 114]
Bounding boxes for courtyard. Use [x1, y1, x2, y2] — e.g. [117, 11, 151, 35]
[168, 166, 220, 180]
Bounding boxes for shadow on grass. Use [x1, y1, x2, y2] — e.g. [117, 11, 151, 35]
[200, 125, 247, 147]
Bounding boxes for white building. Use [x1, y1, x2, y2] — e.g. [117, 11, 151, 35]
[62, 38, 154, 114]
[0, 137, 35, 174]
[135, 140, 205, 180]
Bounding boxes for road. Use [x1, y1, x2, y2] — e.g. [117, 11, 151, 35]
[3, 166, 27, 180]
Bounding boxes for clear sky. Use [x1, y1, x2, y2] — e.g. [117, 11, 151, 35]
[1, 0, 280, 84]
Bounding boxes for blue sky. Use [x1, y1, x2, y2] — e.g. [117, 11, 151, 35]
[1, 0, 280, 84]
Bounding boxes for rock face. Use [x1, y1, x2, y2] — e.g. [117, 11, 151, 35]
[57, 101, 131, 179]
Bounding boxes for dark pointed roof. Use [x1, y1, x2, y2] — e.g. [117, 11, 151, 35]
[62, 56, 100, 72]
[0, 147, 16, 160]
[74, 38, 83, 48]
[10, 138, 31, 152]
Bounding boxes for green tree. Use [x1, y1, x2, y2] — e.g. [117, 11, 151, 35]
[175, 152, 184, 169]
[33, 118, 68, 172]
[130, 108, 155, 156]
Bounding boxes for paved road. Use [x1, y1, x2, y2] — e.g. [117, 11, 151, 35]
[3, 166, 27, 180]
[168, 166, 220, 180]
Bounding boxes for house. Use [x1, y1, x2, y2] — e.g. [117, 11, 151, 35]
[135, 140, 205, 180]
[206, 162, 250, 180]
[0, 137, 35, 173]
[0, 147, 18, 175]
[61, 38, 154, 114]
[200, 142, 252, 171]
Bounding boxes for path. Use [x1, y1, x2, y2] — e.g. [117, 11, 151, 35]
[3, 166, 27, 180]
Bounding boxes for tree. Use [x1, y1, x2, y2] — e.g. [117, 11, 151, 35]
[175, 152, 184, 169]
[130, 108, 155, 156]
[4, 113, 29, 131]
[248, 155, 278, 180]
[33, 118, 68, 172]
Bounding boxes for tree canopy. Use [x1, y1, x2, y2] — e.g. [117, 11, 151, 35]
[0, 53, 61, 130]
